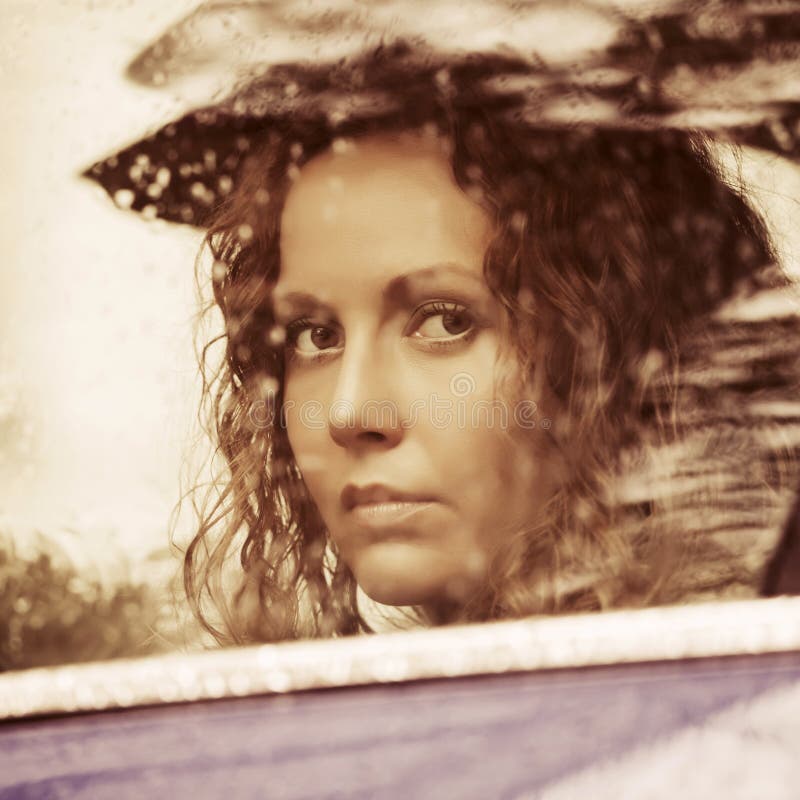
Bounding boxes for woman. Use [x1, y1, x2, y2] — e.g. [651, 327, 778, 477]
[85, 41, 800, 643]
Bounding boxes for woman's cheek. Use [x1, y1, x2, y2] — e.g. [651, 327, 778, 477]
[283, 397, 327, 481]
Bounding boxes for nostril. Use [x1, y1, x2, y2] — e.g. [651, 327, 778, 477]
[360, 431, 386, 442]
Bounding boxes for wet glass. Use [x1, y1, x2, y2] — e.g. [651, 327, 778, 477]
[2, 0, 800, 676]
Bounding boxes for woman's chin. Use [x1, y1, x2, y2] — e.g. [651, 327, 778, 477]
[348, 541, 484, 609]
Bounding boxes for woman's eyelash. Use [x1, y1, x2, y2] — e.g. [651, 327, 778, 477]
[283, 317, 341, 363]
[409, 300, 479, 341]
[283, 316, 312, 343]
[282, 300, 480, 362]
[419, 301, 462, 316]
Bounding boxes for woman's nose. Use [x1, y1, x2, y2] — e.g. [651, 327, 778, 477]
[327, 338, 404, 451]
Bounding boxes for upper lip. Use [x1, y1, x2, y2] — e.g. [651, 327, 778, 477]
[341, 483, 436, 511]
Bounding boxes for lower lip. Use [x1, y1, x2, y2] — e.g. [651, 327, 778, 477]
[348, 500, 438, 528]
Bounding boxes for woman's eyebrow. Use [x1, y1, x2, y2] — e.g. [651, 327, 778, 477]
[272, 264, 486, 320]
[271, 291, 336, 321]
[382, 263, 486, 305]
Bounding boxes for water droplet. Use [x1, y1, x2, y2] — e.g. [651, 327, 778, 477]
[518, 287, 535, 312]
[465, 550, 487, 577]
[238, 223, 254, 242]
[212, 261, 227, 283]
[574, 498, 594, 523]
[510, 210, 527, 233]
[156, 167, 171, 187]
[113, 189, 135, 209]
[190, 182, 216, 204]
[227, 316, 242, 338]
[466, 164, 482, 182]
[13, 596, 31, 615]
[326, 176, 345, 194]
[332, 138, 353, 155]
[422, 122, 439, 140]
[268, 325, 286, 346]
[290, 142, 304, 160]
[258, 375, 279, 396]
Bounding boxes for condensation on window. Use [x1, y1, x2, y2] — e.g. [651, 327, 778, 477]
[2, 0, 800, 668]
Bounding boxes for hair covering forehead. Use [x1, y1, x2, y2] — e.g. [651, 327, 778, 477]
[83, 0, 800, 227]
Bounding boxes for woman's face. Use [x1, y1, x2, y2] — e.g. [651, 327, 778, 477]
[275, 133, 554, 611]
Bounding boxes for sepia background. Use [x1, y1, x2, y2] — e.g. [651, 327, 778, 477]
[1, 0, 208, 667]
[2, 0, 800, 670]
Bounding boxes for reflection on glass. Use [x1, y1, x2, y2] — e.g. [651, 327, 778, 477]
[3, 0, 800, 668]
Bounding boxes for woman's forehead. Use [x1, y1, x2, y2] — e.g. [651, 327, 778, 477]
[276, 133, 493, 296]
[281, 132, 454, 213]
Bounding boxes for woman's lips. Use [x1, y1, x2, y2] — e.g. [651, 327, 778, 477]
[347, 500, 439, 528]
[341, 482, 437, 511]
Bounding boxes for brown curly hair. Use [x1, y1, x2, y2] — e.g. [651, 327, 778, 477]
[184, 43, 799, 644]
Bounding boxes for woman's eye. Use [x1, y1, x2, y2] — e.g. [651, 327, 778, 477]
[410, 302, 475, 340]
[286, 321, 342, 356]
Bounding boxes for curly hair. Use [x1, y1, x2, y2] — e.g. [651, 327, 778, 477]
[184, 43, 800, 644]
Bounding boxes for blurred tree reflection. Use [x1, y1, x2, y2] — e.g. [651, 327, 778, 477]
[0, 540, 188, 671]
